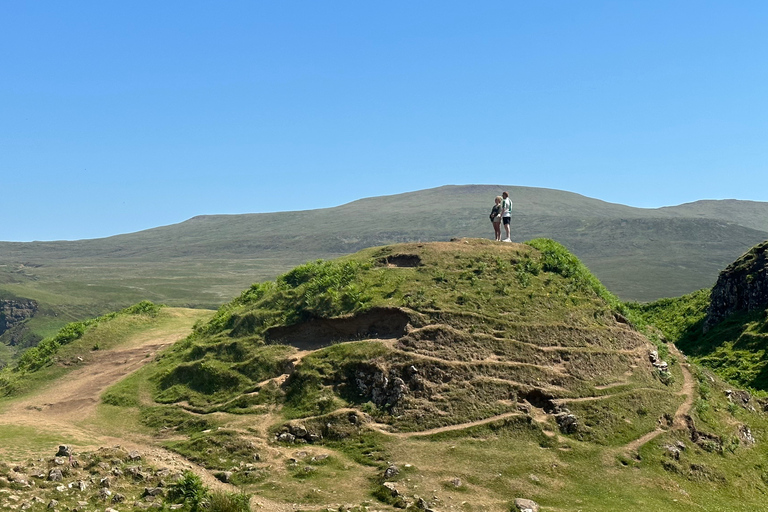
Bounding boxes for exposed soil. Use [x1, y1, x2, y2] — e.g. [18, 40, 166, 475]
[622, 347, 695, 454]
[265, 307, 411, 349]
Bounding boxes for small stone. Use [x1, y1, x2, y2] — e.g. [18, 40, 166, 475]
[384, 465, 399, 479]
[56, 446, 72, 458]
[277, 433, 296, 443]
[127, 451, 141, 461]
[383, 482, 399, 497]
[142, 488, 164, 497]
[514, 498, 539, 512]
[112, 494, 126, 503]
[98, 488, 112, 500]
[451, 478, 461, 487]
[47, 500, 58, 509]
[214, 472, 232, 484]
[100, 477, 111, 488]
[48, 469, 63, 482]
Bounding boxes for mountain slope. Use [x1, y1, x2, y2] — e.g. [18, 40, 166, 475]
[1, 185, 766, 358]
[91, 240, 768, 510]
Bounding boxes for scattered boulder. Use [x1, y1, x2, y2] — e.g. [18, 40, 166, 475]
[214, 472, 233, 484]
[554, 407, 578, 434]
[738, 424, 756, 446]
[384, 465, 399, 479]
[514, 498, 540, 512]
[55, 446, 71, 458]
[725, 389, 756, 411]
[382, 482, 400, 497]
[47, 469, 63, 482]
[685, 416, 723, 452]
[277, 432, 296, 444]
[46, 499, 58, 509]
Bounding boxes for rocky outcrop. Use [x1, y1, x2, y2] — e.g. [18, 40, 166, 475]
[0, 299, 38, 339]
[705, 240, 768, 331]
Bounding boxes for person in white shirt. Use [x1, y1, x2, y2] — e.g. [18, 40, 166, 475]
[500, 191, 513, 242]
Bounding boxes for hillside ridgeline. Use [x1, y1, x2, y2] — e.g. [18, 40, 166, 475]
[3, 240, 768, 510]
[2, 185, 768, 362]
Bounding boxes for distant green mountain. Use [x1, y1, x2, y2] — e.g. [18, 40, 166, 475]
[0, 185, 766, 357]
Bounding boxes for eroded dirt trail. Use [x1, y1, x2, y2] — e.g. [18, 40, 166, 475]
[5, 341, 172, 421]
[0, 309, 206, 457]
[622, 347, 695, 454]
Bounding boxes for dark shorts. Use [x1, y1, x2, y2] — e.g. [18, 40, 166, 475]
[502, 217, 511, 225]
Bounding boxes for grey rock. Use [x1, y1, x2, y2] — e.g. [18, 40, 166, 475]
[739, 424, 756, 445]
[48, 469, 63, 482]
[98, 488, 112, 501]
[142, 488, 164, 497]
[277, 432, 296, 443]
[100, 477, 111, 488]
[291, 425, 308, 438]
[55, 446, 72, 458]
[384, 465, 399, 479]
[47, 500, 58, 509]
[555, 413, 578, 434]
[112, 494, 126, 503]
[382, 482, 399, 497]
[127, 451, 141, 461]
[514, 498, 539, 512]
[214, 472, 233, 483]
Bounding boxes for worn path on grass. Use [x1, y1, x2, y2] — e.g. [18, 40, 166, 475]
[0, 308, 251, 494]
[622, 347, 695, 454]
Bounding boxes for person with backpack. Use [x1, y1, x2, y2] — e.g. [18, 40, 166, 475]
[500, 191, 513, 242]
[490, 196, 502, 241]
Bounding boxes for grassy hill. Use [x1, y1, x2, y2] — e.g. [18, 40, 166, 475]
[1, 185, 767, 361]
[3, 240, 768, 510]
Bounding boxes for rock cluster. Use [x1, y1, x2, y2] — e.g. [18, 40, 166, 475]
[0, 445, 185, 512]
[354, 364, 411, 408]
[705, 240, 768, 331]
[0, 299, 38, 339]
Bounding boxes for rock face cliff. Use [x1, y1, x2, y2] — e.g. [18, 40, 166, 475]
[0, 299, 38, 342]
[705, 240, 768, 331]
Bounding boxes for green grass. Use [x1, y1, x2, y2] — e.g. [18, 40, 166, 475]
[6, 238, 768, 511]
[2, 185, 768, 360]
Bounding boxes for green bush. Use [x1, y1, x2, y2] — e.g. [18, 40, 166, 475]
[526, 238, 622, 310]
[167, 471, 209, 512]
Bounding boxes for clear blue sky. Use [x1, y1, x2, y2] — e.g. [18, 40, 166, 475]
[2, 1, 767, 241]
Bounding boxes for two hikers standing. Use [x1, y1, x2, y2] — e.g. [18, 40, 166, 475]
[490, 191, 513, 242]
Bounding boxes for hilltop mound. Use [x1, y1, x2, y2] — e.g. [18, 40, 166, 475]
[148, 239, 677, 439]
[9, 240, 768, 511]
